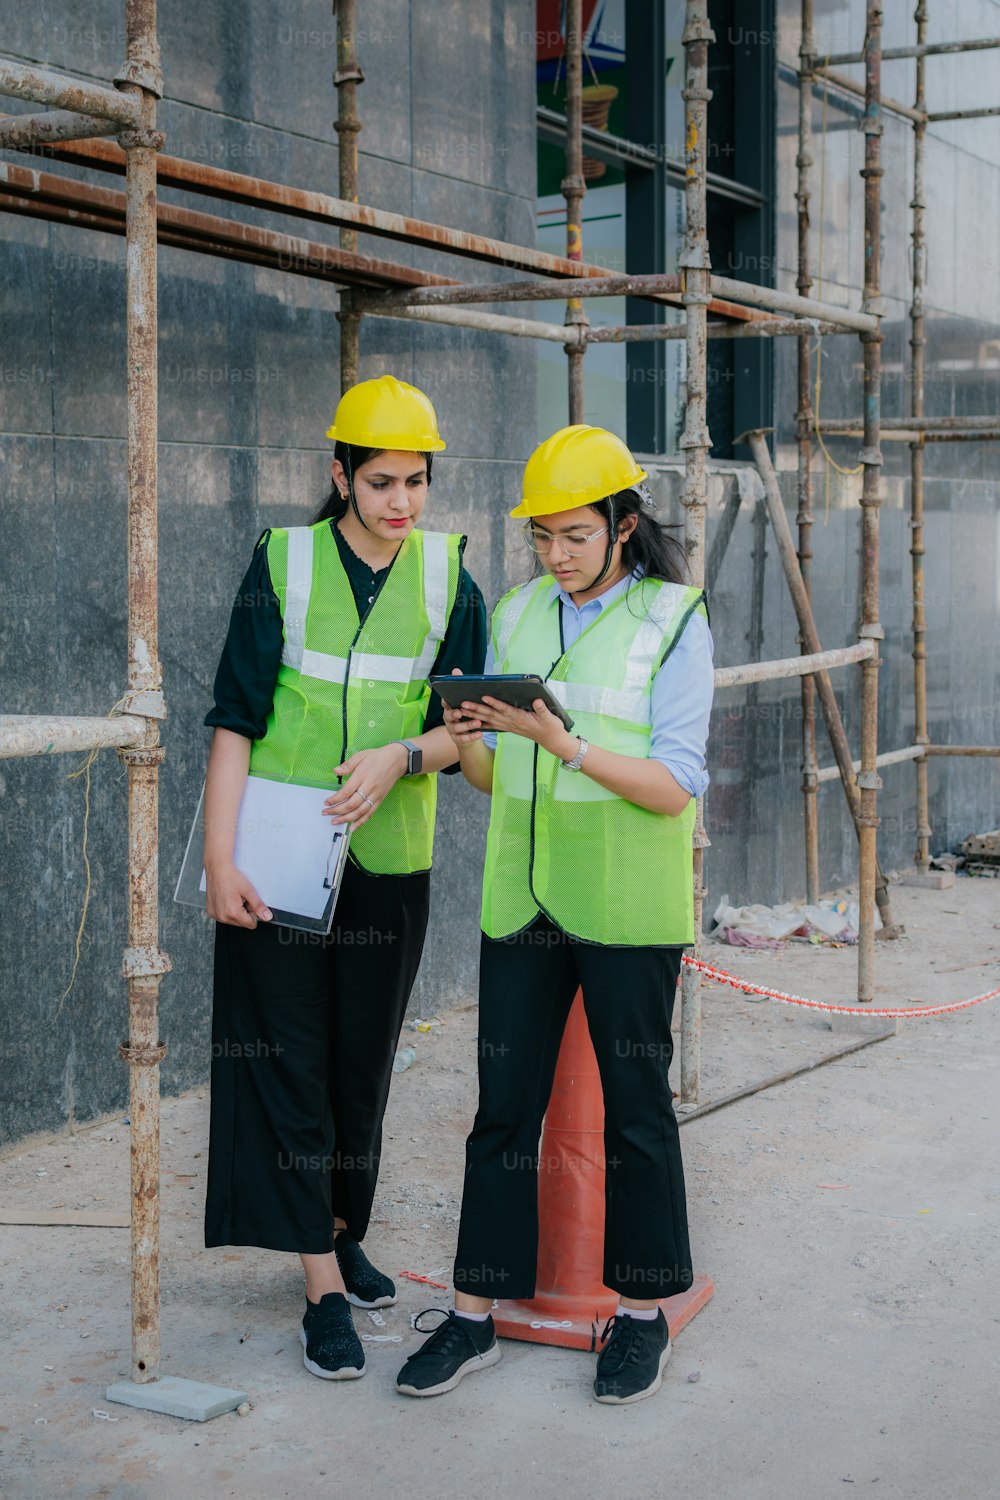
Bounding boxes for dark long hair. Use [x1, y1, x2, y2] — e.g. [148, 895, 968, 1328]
[311, 442, 435, 525]
[526, 486, 689, 600]
[596, 489, 688, 586]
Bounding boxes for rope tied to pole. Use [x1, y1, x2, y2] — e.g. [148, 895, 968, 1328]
[682, 954, 1000, 1019]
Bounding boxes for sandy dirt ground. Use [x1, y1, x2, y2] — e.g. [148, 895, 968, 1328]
[1, 877, 999, 1500]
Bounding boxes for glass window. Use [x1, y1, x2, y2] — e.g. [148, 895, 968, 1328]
[534, 0, 775, 458]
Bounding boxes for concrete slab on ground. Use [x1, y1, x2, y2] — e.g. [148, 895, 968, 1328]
[1, 879, 998, 1499]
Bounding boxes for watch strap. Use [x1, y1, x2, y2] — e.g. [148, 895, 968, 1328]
[560, 736, 589, 771]
[397, 739, 422, 775]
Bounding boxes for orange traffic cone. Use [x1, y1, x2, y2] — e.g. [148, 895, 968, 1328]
[492, 991, 713, 1351]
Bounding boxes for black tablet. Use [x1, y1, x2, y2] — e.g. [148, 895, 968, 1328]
[430, 674, 575, 732]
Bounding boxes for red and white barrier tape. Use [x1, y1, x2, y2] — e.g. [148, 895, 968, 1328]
[681, 955, 1000, 1019]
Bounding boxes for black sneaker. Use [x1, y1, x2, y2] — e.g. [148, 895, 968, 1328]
[593, 1309, 671, 1404]
[396, 1309, 501, 1398]
[334, 1231, 397, 1309]
[300, 1291, 366, 1381]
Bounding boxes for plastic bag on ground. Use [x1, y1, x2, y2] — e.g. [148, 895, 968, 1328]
[710, 894, 880, 947]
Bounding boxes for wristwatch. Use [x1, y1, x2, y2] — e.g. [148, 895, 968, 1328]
[560, 736, 589, 772]
[395, 739, 423, 776]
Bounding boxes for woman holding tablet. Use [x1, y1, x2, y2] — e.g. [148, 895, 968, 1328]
[202, 376, 486, 1381]
[397, 424, 714, 1405]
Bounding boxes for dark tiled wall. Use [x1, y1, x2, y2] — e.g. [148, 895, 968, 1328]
[1, 1, 998, 1146]
[0, 1, 537, 1145]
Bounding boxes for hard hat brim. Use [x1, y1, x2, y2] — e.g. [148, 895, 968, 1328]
[325, 424, 446, 452]
[509, 467, 648, 519]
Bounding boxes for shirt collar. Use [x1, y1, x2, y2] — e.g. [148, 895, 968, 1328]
[549, 566, 644, 612]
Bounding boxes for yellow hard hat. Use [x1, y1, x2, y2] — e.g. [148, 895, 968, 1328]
[326, 374, 446, 451]
[510, 424, 647, 518]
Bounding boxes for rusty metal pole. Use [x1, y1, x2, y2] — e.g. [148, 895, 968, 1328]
[678, 0, 714, 1105]
[334, 0, 363, 391]
[910, 1, 932, 874]
[797, 0, 820, 903]
[115, 0, 170, 1385]
[747, 430, 899, 938]
[857, 4, 885, 1004]
[562, 0, 588, 420]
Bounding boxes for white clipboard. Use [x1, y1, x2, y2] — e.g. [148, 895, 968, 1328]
[174, 775, 352, 935]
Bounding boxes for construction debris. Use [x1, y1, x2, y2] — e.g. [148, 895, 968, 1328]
[959, 830, 1000, 877]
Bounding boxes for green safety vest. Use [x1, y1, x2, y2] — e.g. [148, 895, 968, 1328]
[481, 574, 708, 946]
[248, 520, 463, 875]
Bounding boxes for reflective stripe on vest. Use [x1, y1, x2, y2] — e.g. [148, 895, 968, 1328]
[481, 574, 708, 946]
[248, 522, 462, 876]
[280, 527, 451, 686]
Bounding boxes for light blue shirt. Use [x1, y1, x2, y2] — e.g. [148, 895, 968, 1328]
[480, 570, 715, 797]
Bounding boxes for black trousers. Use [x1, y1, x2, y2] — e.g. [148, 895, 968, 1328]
[453, 914, 692, 1301]
[204, 860, 430, 1254]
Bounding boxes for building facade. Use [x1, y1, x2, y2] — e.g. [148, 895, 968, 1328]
[0, 0, 997, 1145]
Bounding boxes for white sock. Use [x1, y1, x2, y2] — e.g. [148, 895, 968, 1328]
[617, 1304, 658, 1321]
[454, 1308, 491, 1323]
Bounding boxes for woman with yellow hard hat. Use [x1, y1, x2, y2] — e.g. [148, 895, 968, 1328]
[202, 375, 486, 1381]
[396, 424, 714, 1406]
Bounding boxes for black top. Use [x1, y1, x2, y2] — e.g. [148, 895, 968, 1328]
[205, 521, 488, 772]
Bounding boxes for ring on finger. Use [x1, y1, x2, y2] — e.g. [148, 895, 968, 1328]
[359, 791, 375, 810]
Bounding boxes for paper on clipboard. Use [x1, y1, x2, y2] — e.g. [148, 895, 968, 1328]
[175, 775, 352, 933]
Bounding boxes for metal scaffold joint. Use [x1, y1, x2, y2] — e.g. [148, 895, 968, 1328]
[122, 946, 173, 980]
[117, 744, 166, 767]
[112, 689, 167, 720]
[116, 127, 165, 152]
[114, 60, 164, 99]
[682, 18, 716, 43]
[119, 1039, 168, 1066]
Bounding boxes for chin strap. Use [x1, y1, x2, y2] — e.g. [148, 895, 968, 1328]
[342, 448, 379, 535]
[589, 496, 619, 588]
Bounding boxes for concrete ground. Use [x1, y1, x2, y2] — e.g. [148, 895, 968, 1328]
[2, 877, 999, 1500]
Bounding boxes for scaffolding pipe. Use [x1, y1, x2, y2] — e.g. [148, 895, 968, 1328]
[822, 36, 1000, 65]
[0, 109, 120, 147]
[856, 2, 886, 1001]
[0, 158, 453, 290]
[713, 640, 875, 690]
[815, 744, 924, 783]
[924, 745, 1000, 757]
[362, 302, 582, 343]
[678, 0, 714, 1107]
[708, 274, 879, 332]
[562, 0, 588, 420]
[116, 0, 170, 1388]
[0, 58, 142, 126]
[746, 431, 898, 939]
[814, 425, 1000, 443]
[927, 106, 1000, 122]
[912, 429, 1000, 442]
[588, 317, 849, 341]
[367, 269, 877, 330]
[5, 127, 712, 286]
[366, 270, 683, 308]
[360, 306, 852, 346]
[797, 0, 820, 904]
[911, 1, 931, 876]
[820, 414, 1000, 431]
[813, 63, 924, 124]
[0, 714, 148, 758]
[334, 0, 362, 392]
